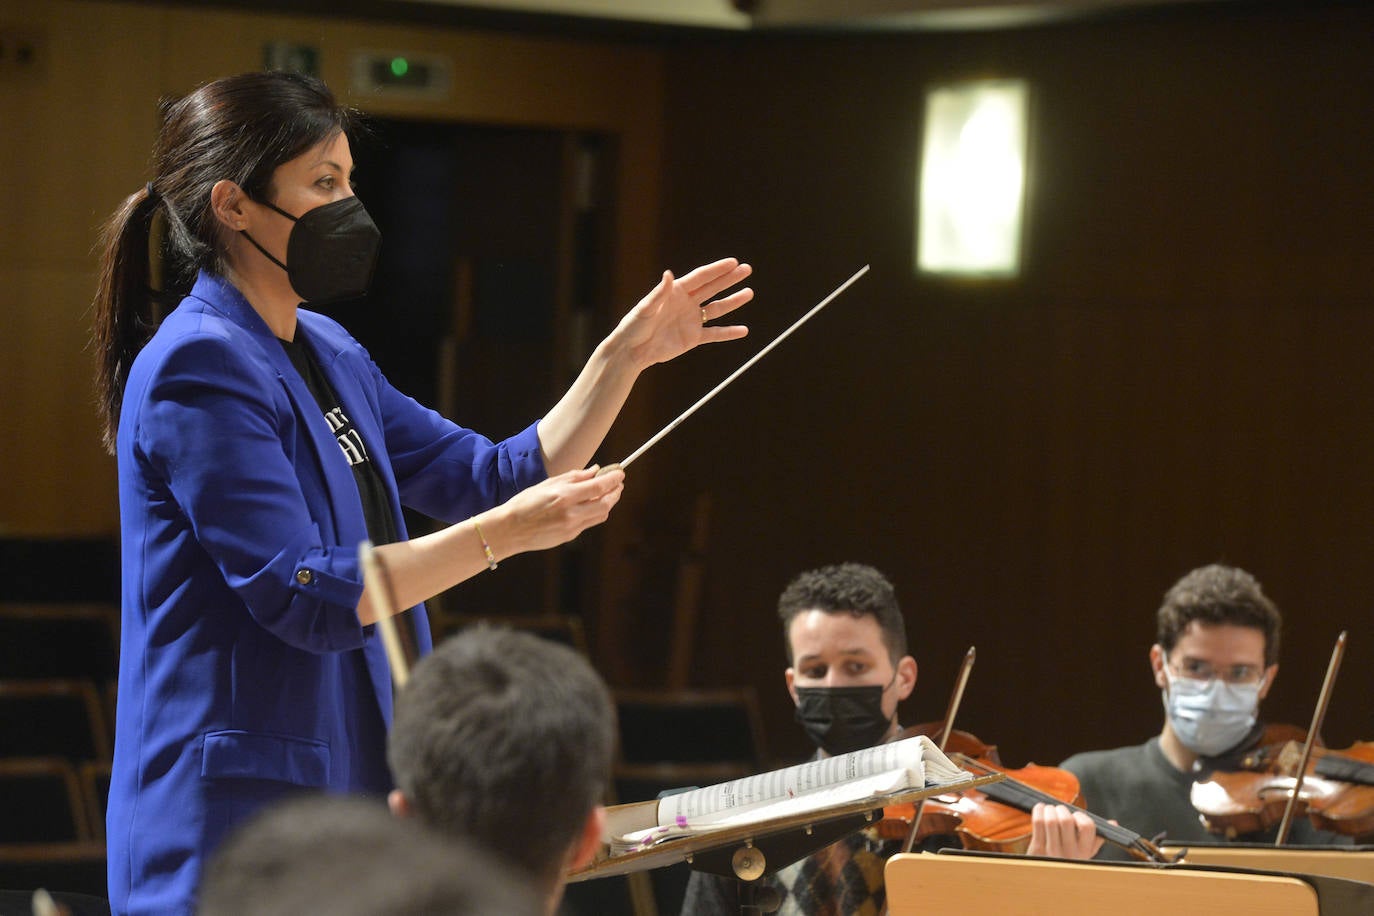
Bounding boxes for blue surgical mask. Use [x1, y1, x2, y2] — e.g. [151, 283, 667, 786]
[1161, 666, 1265, 756]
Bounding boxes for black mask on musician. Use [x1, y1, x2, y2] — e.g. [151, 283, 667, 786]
[241, 195, 381, 304]
[794, 683, 896, 757]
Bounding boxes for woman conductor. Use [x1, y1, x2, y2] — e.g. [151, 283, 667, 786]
[91, 70, 752, 915]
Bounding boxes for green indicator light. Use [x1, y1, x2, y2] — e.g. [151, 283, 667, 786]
[390, 57, 409, 78]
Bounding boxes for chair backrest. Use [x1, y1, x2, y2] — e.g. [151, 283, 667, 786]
[0, 538, 119, 603]
[613, 687, 766, 768]
[0, 679, 110, 761]
[0, 604, 120, 681]
[0, 757, 92, 843]
[78, 760, 113, 843]
[884, 851, 1320, 915]
[433, 613, 590, 656]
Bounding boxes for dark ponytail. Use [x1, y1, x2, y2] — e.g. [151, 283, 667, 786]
[93, 185, 162, 453]
[91, 71, 359, 453]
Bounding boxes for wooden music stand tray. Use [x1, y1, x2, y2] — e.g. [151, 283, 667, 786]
[569, 773, 1003, 886]
[1161, 843, 1374, 885]
[885, 850, 1324, 915]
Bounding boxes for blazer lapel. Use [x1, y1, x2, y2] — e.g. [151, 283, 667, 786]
[298, 312, 411, 721]
[187, 273, 368, 551]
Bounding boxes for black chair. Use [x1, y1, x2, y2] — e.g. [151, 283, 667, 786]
[78, 762, 112, 843]
[613, 687, 766, 770]
[0, 680, 110, 762]
[434, 613, 591, 656]
[0, 605, 120, 682]
[0, 758, 91, 843]
[611, 688, 767, 916]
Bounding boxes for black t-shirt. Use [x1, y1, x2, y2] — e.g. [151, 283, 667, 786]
[280, 331, 419, 670]
[279, 331, 407, 789]
[279, 333, 399, 550]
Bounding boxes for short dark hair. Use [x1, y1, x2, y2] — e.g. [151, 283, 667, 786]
[1156, 564, 1282, 666]
[777, 563, 908, 665]
[387, 625, 615, 890]
[197, 793, 541, 916]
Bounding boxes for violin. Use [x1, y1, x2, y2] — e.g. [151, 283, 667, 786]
[1303, 742, 1374, 838]
[874, 722, 1173, 862]
[1191, 723, 1321, 838]
[1192, 632, 1374, 843]
[1192, 729, 1374, 841]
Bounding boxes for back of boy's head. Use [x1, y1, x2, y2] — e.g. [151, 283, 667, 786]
[387, 625, 616, 888]
[198, 793, 541, 916]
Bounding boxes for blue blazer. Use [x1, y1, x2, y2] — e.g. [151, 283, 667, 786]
[107, 271, 547, 915]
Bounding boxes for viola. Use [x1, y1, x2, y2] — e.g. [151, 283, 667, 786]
[874, 723, 1172, 862]
[1192, 727, 1374, 841]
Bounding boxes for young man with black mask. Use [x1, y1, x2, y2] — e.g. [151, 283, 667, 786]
[1060, 563, 1350, 858]
[681, 563, 1099, 915]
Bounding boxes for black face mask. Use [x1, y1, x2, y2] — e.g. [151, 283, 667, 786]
[241, 195, 381, 304]
[793, 684, 895, 757]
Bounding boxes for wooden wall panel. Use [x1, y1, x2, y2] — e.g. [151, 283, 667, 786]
[0, 1, 664, 551]
[654, 3, 1374, 765]
[0, 1, 163, 535]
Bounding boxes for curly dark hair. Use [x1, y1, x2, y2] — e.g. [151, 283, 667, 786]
[777, 562, 907, 665]
[1156, 564, 1282, 666]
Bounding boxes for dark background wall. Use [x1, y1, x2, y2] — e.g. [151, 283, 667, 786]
[638, 1, 1374, 766]
[4, 0, 1371, 775]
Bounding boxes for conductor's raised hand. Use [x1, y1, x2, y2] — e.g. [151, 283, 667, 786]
[487, 465, 625, 558]
[615, 258, 753, 371]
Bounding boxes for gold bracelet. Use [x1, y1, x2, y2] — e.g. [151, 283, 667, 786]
[473, 520, 498, 571]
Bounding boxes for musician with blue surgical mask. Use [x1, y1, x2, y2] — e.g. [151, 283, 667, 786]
[1060, 564, 1352, 858]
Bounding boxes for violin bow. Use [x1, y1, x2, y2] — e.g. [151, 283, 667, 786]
[935, 646, 977, 754]
[1275, 630, 1347, 845]
[358, 539, 412, 689]
[899, 646, 977, 854]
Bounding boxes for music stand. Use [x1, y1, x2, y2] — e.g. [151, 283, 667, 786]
[1161, 843, 1374, 885]
[568, 773, 1002, 914]
[885, 849, 1324, 915]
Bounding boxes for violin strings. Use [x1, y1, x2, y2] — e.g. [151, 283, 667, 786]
[956, 753, 1156, 857]
[1314, 754, 1374, 787]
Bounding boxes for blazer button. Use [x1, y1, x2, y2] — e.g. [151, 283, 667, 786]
[295, 569, 314, 585]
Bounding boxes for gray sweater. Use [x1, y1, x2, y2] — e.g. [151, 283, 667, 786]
[1062, 736, 1349, 860]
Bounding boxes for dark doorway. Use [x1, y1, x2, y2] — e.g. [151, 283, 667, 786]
[343, 118, 616, 623]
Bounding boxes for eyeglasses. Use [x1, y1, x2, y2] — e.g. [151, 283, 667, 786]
[1169, 657, 1266, 685]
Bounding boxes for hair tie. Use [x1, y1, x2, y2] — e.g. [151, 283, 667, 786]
[145, 181, 160, 204]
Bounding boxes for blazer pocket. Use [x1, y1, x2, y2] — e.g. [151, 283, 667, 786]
[201, 729, 331, 787]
